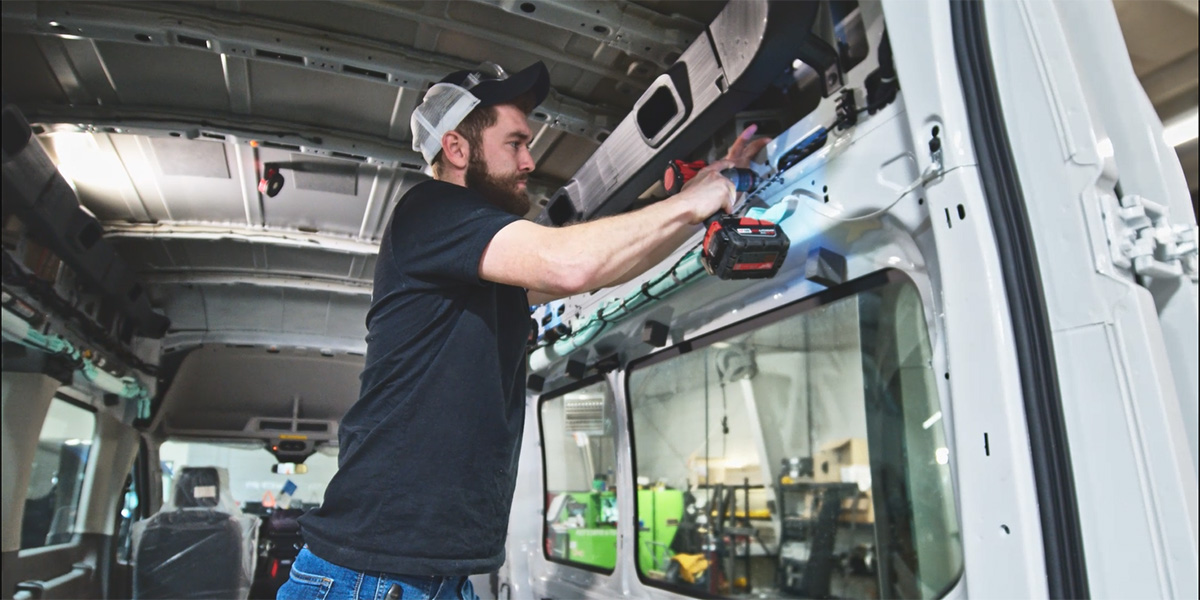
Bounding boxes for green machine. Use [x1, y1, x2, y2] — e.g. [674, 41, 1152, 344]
[549, 488, 684, 573]
[637, 488, 684, 574]
[557, 491, 619, 569]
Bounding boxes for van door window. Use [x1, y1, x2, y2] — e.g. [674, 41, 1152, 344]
[627, 273, 963, 598]
[21, 398, 96, 550]
[539, 379, 620, 572]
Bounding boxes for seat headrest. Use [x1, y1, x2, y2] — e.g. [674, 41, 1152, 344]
[173, 467, 221, 508]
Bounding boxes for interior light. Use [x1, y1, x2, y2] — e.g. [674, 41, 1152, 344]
[49, 132, 125, 192]
[1163, 107, 1198, 147]
[922, 410, 943, 430]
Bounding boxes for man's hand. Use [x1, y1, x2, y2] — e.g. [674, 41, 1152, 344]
[724, 124, 771, 168]
[676, 160, 736, 224]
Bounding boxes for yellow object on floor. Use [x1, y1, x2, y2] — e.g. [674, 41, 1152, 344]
[672, 554, 709, 584]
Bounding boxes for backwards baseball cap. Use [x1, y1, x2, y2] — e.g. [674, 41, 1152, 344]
[410, 61, 551, 165]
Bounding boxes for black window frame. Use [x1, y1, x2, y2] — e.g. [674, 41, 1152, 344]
[623, 268, 961, 598]
[537, 373, 621, 576]
[19, 393, 99, 553]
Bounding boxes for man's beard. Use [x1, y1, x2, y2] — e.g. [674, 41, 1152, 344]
[465, 152, 531, 217]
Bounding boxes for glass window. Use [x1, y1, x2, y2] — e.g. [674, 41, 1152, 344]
[540, 380, 620, 572]
[627, 273, 962, 598]
[21, 398, 96, 550]
[116, 453, 145, 563]
[158, 440, 338, 514]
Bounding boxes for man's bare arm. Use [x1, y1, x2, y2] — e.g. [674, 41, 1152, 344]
[480, 168, 734, 300]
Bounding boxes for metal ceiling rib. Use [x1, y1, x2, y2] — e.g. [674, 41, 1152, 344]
[0, 0, 623, 141]
[139, 273, 373, 296]
[102, 223, 381, 255]
[463, 0, 704, 67]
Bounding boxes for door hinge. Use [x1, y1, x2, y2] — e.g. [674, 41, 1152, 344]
[1105, 194, 1198, 282]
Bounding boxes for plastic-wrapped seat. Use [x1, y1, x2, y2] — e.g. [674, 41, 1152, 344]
[131, 466, 259, 599]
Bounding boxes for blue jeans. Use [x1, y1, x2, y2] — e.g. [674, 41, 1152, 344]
[277, 547, 479, 600]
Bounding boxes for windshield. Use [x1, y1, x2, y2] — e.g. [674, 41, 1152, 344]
[160, 440, 336, 513]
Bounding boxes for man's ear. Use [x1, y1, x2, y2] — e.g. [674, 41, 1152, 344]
[441, 131, 470, 170]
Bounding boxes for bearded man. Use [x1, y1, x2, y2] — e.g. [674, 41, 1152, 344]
[284, 61, 757, 600]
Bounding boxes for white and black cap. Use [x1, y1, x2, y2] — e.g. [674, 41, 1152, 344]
[410, 61, 550, 165]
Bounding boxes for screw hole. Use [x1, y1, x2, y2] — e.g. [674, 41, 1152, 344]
[918, 197, 924, 205]
[593, 25, 609, 34]
[944, 372, 950, 380]
[957, 204, 966, 220]
[520, 2, 535, 13]
[1000, 524, 1010, 535]
[822, 185, 828, 193]
[135, 33, 152, 42]
[932, 125, 940, 137]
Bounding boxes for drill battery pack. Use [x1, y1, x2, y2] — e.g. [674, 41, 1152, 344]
[702, 215, 790, 280]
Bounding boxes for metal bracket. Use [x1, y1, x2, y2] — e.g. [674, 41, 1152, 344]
[1105, 194, 1199, 282]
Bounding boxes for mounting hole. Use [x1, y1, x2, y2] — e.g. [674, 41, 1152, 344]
[1000, 524, 1010, 535]
[918, 197, 925, 205]
[823, 195, 829, 203]
[593, 25, 609, 34]
[596, 131, 609, 143]
[822, 185, 828, 193]
[957, 204, 966, 220]
[533, 111, 548, 120]
[520, 2, 535, 13]
[932, 125, 941, 137]
[169, 132, 181, 137]
[135, 33, 152, 42]
[944, 372, 950, 380]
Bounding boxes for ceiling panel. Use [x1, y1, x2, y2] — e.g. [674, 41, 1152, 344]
[246, 60, 397, 137]
[1, 34, 68, 105]
[97, 42, 232, 112]
[238, 0, 424, 45]
[162, 345, 364, 431]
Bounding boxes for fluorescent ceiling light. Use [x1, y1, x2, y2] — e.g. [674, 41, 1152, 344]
[1163, 107, 1198, 147]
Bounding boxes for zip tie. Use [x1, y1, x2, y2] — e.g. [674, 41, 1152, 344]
[639, 281, 660, 301]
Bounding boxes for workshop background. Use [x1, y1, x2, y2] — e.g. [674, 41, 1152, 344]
[1115, 0, 1199, 219]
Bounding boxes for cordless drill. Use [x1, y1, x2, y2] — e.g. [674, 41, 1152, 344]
[664, 160, 790, 280]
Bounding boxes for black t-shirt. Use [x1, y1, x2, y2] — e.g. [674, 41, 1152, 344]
[299, 179, 529, 576]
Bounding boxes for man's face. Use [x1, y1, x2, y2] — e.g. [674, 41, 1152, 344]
[465, 104, 536, 216]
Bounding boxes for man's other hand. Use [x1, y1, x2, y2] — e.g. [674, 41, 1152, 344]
[724, 124, 771, 169]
